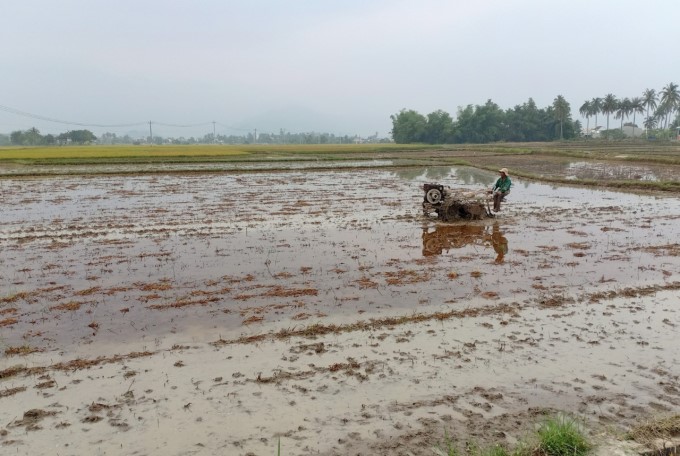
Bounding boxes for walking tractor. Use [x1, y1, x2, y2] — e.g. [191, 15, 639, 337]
[422, 183, 494, 221]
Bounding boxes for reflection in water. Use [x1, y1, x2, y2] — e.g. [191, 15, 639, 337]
[425, 166, 454, 180]
[422, 223, 509, 263]
[452, 167, 495, 186]
[490, 223, 508, 263]
[392, 168, 426, 180]
[393, 166, 496, 185]
[393, 167, 453, 181]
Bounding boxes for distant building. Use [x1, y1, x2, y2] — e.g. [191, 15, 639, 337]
[621, 125, 644, 138]
[590, 125, 645, 138]
[583, 126, 603, 138]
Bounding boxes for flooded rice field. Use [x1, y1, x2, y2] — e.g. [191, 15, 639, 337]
[464, 153, 680, 182]
[0, 159, 395, 176]
[1, 166, 680, 455]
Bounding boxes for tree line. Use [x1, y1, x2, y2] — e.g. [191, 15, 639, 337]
[392, 82, 680, 144]
[391, 96, 578, 144]
[2, 128, 387, 146]
[579, 83, 680, 136]
[99, 130, 383, 145]
[6, 128, 97, 146]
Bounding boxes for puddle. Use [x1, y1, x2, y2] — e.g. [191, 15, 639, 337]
[1, 166, 679, 350]
[2, 165, 680, 455]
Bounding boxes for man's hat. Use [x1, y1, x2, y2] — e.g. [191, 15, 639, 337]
[499, 168, 509, 175]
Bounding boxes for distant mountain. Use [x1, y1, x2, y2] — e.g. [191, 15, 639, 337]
[121, 129, 148, 139]
[235, 106, 354, 135]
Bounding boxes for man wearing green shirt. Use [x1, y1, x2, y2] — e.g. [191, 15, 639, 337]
[491, 168, 511, 212]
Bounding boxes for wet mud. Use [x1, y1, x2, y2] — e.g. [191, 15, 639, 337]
[463, 153, 680, 182]
[1, 166, 679, 455]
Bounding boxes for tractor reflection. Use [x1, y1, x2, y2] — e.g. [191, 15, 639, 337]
[422, 223, 508, 263]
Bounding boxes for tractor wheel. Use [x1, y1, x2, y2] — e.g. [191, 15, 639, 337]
[425, 188, 442, 204]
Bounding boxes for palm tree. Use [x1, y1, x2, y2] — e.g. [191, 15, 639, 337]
[654, 104, 670, 130]
[659, 82, 679, 129]
[642, 89, 657, 138]
[630, 97, 644, 137]
[552, 95, 570, 140]
[591, 97, 602, 130]
[615, 98, 632, 131]
[579, 100, 592, 136]
[644, 116, 658, 131]
[642, 89, 657, 122]
[601, 94, 618, 137]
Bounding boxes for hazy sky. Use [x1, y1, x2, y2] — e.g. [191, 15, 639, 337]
[2, 0, 679, 138]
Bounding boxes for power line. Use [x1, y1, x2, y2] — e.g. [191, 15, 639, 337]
[215, 121, 253, 132]
[0, 104, 147, 128]
[154, 121, 213, 128]
[0, 103, 257, 133]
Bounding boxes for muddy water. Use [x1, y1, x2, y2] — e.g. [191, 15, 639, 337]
[1, 167, 679, 353]
[0, 159, 394, 176]
[462, 152, 680, 182]
[2, 165, 680, 455]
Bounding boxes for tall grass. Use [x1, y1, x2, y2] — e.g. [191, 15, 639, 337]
[479, 445, 512, 456]
[431, 414, 591, 456]
[431, 431, 459, 456]
[535, 415, 590, 456]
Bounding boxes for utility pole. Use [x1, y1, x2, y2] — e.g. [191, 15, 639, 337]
[212, 121, 216, 144]
[254, 129, 257, 143]
[149, 121, 153, 145]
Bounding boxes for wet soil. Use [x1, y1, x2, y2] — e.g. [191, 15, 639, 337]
[461, 153, 680, 182]
[1, 165, 679, 455]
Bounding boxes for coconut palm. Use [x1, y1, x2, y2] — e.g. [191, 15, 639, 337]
[656, 100, 677, 130]
[601, 94, 618, 137]
[644, 116, 658, 131]
[642, 89, 657, 122]
[615, 98, 632, 131]
[591, 97, 602, 130]
[630, 97, 644, 137]
[642, 89, 657, 138]
[579, 100, 592, 136]
[552, 95, 570, 140]
[659, 82, 679, 129]
[654, 104, 669, 130]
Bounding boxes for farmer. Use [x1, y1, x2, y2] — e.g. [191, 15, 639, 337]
[490, 168, 511, 212]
